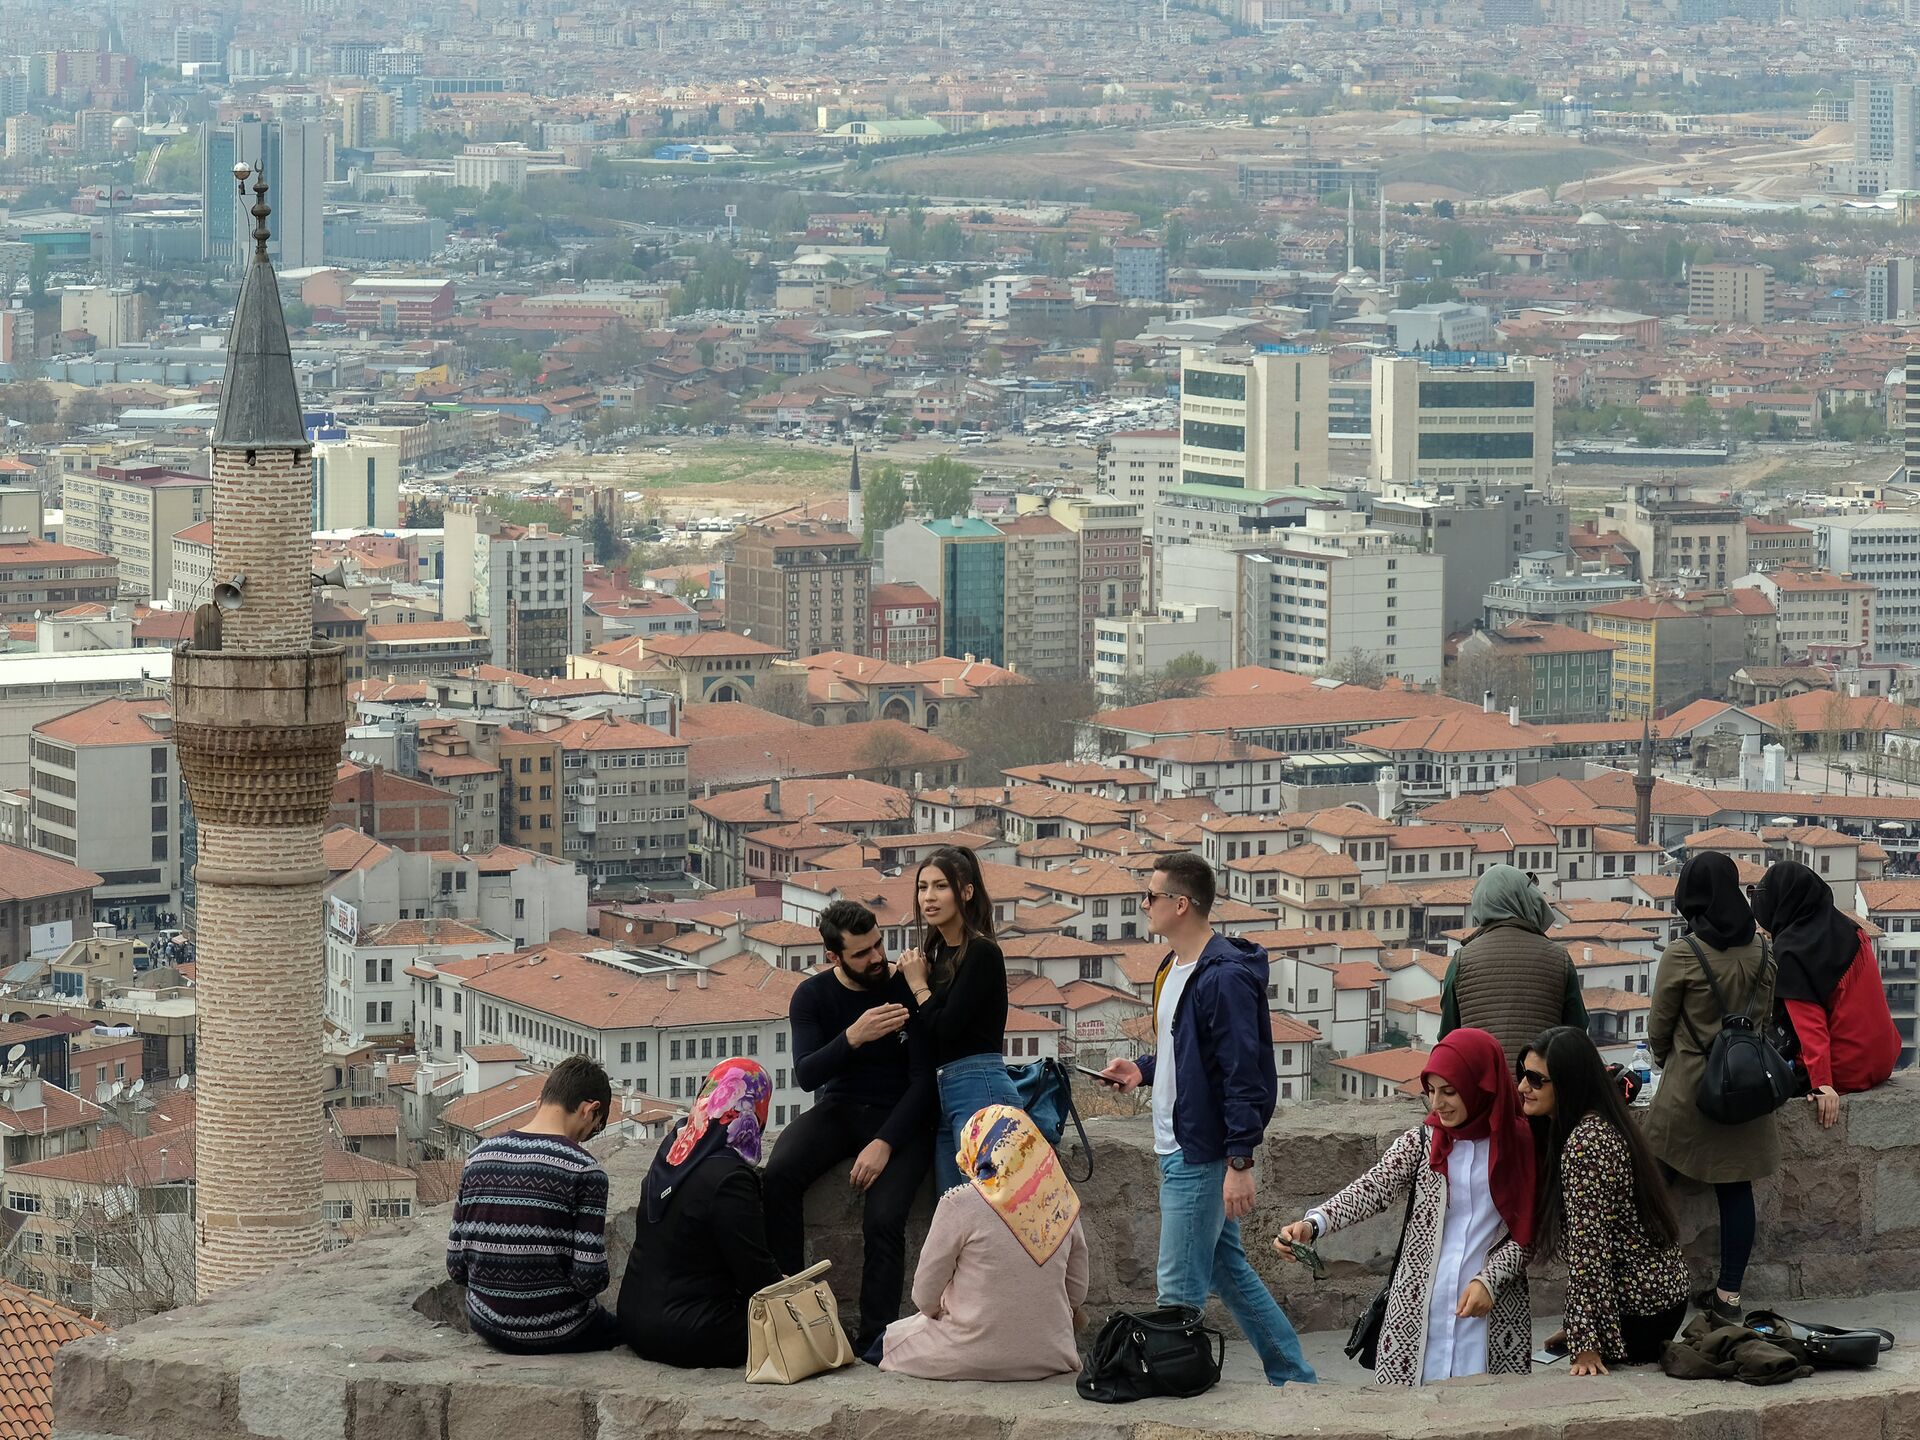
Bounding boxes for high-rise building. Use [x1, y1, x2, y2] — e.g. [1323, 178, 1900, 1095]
[1096, 430, 1180, 527]
[1048, 494, 1145, 672]
[724, 516, 869, 660]
[993, 514, 1080, 680]
[61, 465, 210, 601]
[58, 286, 149, 347]
[1800, 512, 1920, 659]
[881, 518, 1007, 664]
[1179, 345, 1330, 493]
[1603, 485, 1748, 588]
[442, 505, 584, 677]
[310, 433, 400, 531]
[1369, 483, 1568, 636]
[1372, 355, 1554, 490]
[202, 118, 326, 269]
[1905, 351, 1920, 478]
[1869, 259, 1917, 322]
[1851, 80, 1918, 195]
[170, 168, 348, 1293]
[1112, 237, 1168, 302]
[1687, 263, 1775, 324]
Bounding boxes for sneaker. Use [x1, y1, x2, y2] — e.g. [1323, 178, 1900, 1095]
[1693, 1286, 1741, 1328]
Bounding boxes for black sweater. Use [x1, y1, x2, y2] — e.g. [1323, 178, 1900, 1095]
[618, 1151, 783, 1369]
[789, 970, 934, 1148]
[913, 936, 1008, 1068]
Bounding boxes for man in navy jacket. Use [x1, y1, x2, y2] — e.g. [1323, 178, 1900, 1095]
[1102, 851, 1315, 1387]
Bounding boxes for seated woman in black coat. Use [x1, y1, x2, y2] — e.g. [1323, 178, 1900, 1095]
[620, 1058, 782, 1367]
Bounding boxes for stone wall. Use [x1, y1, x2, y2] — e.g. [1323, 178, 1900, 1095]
[54, 1076, 1920, 1440]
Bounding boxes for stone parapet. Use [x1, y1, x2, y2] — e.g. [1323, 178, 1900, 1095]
[54, 1078, 1920, 1440]
[172, 646, 347, 830]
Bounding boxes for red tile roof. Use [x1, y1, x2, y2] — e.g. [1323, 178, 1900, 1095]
[0, 1283, 106, 1438]
[0, 848, 101, 903]
[32, 699, 171, 748]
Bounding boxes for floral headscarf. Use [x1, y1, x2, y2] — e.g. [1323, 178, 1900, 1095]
[642, 1057, 772, 1223]
[955, 1104, 1080, 1266]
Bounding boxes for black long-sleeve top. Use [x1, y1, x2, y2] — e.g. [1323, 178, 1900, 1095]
[788, 970, 934, 1149]
[911, 936, 1007, 1067]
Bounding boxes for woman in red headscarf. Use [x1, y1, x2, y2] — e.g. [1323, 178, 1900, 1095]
[1275, 1028, 1537, 1386]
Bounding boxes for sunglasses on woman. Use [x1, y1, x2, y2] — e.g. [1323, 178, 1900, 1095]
[1519, 1068, 1552, 1091]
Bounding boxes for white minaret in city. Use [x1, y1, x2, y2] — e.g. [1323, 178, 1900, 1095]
[847, 444, 863, 540]
[172, 164, 346, 1295]
[1346, 187, 1356, 273]
[1378, 185, 1388, 288]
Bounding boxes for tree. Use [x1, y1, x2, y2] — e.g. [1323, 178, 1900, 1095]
[1112, 652, 1219, 709]
[940, 680, 1101, 783]
[1323, 649, 1389, 687]
[1444, 639, 1529, 714]
[588, 513, 621, 566]
[977, 347, 1005, 379]
[750, 668, 814, 722]
[858, 724, 925, 788]
[283, 300, 314, 329]
[862, 462, 909, 554]
[912, 456, 978, 520]
[405, 497, 444, 528]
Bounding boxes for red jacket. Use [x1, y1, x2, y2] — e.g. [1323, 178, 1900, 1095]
[1783, 932, 1901, 1094]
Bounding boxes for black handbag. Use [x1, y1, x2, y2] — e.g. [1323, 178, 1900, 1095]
[1076, 1304, 1224, 1403]
[1744, 1311, 1895, 1369]
[1680, 936, 1794, 1126]
[1345, 1178, 1419, 1369]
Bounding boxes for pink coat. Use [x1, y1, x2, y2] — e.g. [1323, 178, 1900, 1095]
[880, 1183, 1088, 1381]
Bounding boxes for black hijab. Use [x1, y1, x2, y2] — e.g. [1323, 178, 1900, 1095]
[1675, 851, 1756, 951]
[1751, 860, 1862, 1007]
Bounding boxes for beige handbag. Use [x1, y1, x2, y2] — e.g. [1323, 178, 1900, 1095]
[745, 1259, 856, 1384]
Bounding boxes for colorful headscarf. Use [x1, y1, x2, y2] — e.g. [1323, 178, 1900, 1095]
[642, 1057, 772, 1224]
[955, 1104, 1080, 1267]
[1420, 1028, 1537, 1250]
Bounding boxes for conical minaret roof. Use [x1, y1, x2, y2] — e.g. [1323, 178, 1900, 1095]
[849, 445, 861, 492]
[214, 165, 308, 451]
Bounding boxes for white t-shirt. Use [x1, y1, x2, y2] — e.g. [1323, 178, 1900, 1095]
[1151, 957, 1199, 1156]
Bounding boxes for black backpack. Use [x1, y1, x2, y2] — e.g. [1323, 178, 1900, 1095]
[1680, 935, 1794, 1126]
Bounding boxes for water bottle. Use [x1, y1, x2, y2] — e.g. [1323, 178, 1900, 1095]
[1630, 1041, 1654, 1094]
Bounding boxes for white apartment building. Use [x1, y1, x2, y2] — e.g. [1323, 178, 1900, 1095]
[58, 287, 148, 347]
[1093, 603, 1235, 696]
[442, 506, 585, 677]
[28, 698, 181, 922]
[414, 947, 814, 1126]
[1868, 258, 1917, 323]
[1096, 430, 1180, 527]
[1179, 345, 1330, 493]
[994, 514, 1082, 682]
[1237, 508, 1446, 683]
[62, 467, 209, 603]
[980, 275, 1033, 322]
[1372, 354, 1554, 489]
[1800, 513, 1920, 659]
[312, 435, 401, 532]
[453, 144, 531, 194]
[1732, 567, 1874, 662]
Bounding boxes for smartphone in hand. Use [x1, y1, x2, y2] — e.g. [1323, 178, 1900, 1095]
[1075, 1064, 1119, 1086]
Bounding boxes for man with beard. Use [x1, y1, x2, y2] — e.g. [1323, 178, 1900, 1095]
[763, 900, 935, 1356]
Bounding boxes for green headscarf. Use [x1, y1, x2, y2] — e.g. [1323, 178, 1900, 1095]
[1468, 863, 1553, 935]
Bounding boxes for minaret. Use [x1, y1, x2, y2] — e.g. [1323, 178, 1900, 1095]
[1633, 716, 1655, 846]
[1345, 188, 1356, 274]
[1378, 186, 1387, 288]
[172, 164, 346, 1295]
[847, 444, 862, 540]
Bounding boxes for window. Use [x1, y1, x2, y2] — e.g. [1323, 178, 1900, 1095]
[5, 1193, 37, 1214]
[701, 1037, 713, 1059]
[620, 1042, 631, 1064]
[775, 1031, 787, 1053]
[670, 1039, 681, 1061]
[324, 1200, 354, 1221]
[747, 1034, 758, 1056]
[368, 1199, 412, 1219]
[670, 1077, 682, 1099]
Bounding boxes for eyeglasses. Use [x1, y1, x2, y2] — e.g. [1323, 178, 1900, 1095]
[1142, 889, 1190, 909]
[1519, 1069, 1552, 1091]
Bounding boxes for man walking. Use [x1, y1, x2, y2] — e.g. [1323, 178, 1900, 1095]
[446, 1056, 618, 1353]
[1101, 851, 1315, 1387]
[764, 900, 935, 1355]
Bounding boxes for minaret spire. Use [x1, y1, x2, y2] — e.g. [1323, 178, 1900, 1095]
[847, 442, 863, 541]
[1634, 716, 1655, 846]
[1346, 188, 1356, 273]
[1378, 185, 1387, 287]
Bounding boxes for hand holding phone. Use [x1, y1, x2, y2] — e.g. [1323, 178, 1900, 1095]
[1075, 1064, 1119, 1086]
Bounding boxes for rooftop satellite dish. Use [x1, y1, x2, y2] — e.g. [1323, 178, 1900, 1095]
[5, 1046, 25, 1066]
[175, 1074, 192, 1090]
[108, 1080, 124, 1102]
[130, 1077, 145, 1096]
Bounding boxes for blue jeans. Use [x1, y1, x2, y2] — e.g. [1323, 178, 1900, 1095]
[1156, 1151, 1316, 1387]
[934, 1053, 1023, 1193]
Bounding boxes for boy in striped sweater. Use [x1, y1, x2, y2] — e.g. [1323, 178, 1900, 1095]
[447, 1057, 619, 1353]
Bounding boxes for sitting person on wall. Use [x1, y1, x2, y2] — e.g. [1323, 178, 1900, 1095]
[878, 1104, 1088, 1381]
[1277, 1028, 1536, 1387]
[620, 1058, 783, 1368]
[1751, 860, 1901, 1126]
[1519, 1026, 1690, 1377]
[764, 898, 935, 1357]
[445, 1056, 618, 1353]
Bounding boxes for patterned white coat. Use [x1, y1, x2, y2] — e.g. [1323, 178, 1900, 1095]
[1310, 1125, 1532, 1387]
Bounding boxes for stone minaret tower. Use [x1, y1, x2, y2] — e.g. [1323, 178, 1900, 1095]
[173, 164, 346, 1295]
[847, 445, 862, 540]
[1634, 716, 1655, 847]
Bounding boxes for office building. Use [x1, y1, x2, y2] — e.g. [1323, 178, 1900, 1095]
[442, 505, 584, 677]
[202, 118, 326, 269]
[993, 514, 1080, 681]
[1180, 345, 1330, 493]
[1868, 259, 1917, 322]
[1483, 551, 1643, 631]
[1904, 352, 1920, 479]
[1453, 621, 1616, 724]
[1096, 430, 1180, 530]
[1112, 237, 1168, 302]
[1386, 302, 1495, 351]
[0, 533, 118, 621]
[1093, 603, 1235, 697]
[881, 518, 1006, 665]
[1372, 354, 1554, 489]
[1151, 483, 1322, 613]
[453, 144, 531, 194]
[1237, 158, 1379, 203]
[1800, 512, 1920, 659]
[1687, 263, 1775, 325]
[724, 517, 869, 660]
[1369, 483, 1568, 636]
[310, 433, 400, 531]
[1731, 566, 1874, 663]
[1850, 80, 1918, 195]
[61, 465, 210, 602]
[1047, 494, 1145, 672]
[1603, 486, 1747, 588]
[1588, 595, 1764, 719]
[1238, 508, 1446, 683]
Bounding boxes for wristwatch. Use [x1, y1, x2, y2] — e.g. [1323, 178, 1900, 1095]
[1227, 1155, 1255, 1172]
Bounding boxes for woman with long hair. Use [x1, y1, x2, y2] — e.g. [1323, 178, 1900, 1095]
[619, 1058, 783, 1368]
[897, 846, 1020, 1193]
[1643, 851, 1776, 1327]
[1752, 860, 1900, 1125]
[1519, 1026, 1689, 1376]
[1275, 1028, 1536, 1386]
[878, 1104, 1089, 1380]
